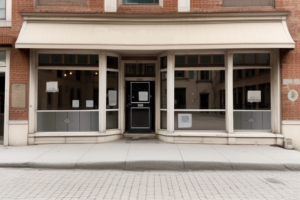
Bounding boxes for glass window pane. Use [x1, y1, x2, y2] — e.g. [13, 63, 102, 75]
[107, 56, 118, 69]
[175, 112, 226, 130]
[106, 111, 118, 129]
[160, 57, 167, 69]
[175, 56, 185, 66]
[257, 53, 270, 65]
[107, 72, 118, 109]
[78, 55, 88, 64]
[0, 51, 5, 64]
[200, 55, 211, 65]
[52, 54, 63, 65]
[38, 70, 99, 110]
[233, 54, 244, 65]
[161, 72, 167, 109]
[161, 111, 167, 129]
[233, 69, 271, 110]
[234, 111, 271, 130]
[0, 0, 5, 9]
[64, 54, 76, 65]
[175, 70, 225, 109]
[39, 54, 50, 65]
[0, 10, 5, 19]
[245, 54, 256, 65]
[37, 111, 99, 132]
[213, 55, 224, 65]
[90, 55, 99, 66]
[187, 55, 198, 65]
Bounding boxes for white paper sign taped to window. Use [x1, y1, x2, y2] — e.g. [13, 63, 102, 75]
[178, 114, 192, 128]
[46, 81, 59, 93]
[248, 91, 261, 103]
[108, 90, 117, 106]
[139, 91, 148, 101]
[72, 100, 79, 108]
[86, 100, 94, 108]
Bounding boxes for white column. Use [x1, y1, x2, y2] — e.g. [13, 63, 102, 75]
[119, 56, 125, 133]
[28, 50, 36, 145]
[167, 53, 175, 133]
[225, 51, 234, 134]
[99, 53, 107, 133]
[3, 50, 10, 146]
[155, 58, 161, 132]
[272, 49, 281, 134]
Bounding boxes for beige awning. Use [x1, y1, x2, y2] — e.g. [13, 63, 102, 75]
[16, 12, 295, 50]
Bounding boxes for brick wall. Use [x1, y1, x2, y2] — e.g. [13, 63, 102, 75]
[1, 0, 299, 121]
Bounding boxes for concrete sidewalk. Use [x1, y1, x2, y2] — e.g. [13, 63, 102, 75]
[0, 138, 300, 171]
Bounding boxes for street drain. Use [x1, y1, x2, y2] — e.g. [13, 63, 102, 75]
[265, 178, 284, 185]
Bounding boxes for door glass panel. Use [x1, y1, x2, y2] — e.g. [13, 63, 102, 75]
[131, 108, 150, 128]
[131, 82, 150, 103]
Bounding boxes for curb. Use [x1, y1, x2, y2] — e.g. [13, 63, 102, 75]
[0, 161, 300, 171]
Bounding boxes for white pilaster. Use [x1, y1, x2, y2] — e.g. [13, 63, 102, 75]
[3, 49, 10, 146]
[272, 49, 281, 134]
[155, 58, 161, 132]
[225, 51, 234, 134]
[167, 53, 175, 133]
[99, 53, 107, 133]
[28, 50, 36, 138]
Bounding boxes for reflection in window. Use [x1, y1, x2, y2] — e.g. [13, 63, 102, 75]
[38, 70, 99, 110]
[234, 53, 270, 66]
[175, 54, 225, 67]
[160, 57, 167, 69]
[175, 70, 225, 109]
[233, 68, 271, 130]
[161, 72, 167, 109]
[175, 71, 185, 78]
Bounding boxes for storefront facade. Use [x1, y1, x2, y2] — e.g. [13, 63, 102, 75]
[1, 0, 300, 148]
[8, 12, 291, 146]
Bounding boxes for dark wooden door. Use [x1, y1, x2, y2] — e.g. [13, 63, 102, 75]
[126, 81, 154, 133]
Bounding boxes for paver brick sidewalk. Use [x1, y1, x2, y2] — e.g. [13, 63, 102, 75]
[0, 138, 300, 171]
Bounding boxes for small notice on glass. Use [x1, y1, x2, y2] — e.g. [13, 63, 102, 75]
[46, 81, 59, 93]
[86, 100, 94, 108]
[178, 114, 192, 128]
[72, 100, 79, 108]
[139, 92, 148, 101]
[108, 90, 117, 106]
[247, 91, 261, 103]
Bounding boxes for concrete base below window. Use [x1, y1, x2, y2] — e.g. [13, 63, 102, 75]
[29, 133, 122, 145]
[157, 131, 284, 146]
[8, 121, 28, 146]
[282, 121, 300, 150]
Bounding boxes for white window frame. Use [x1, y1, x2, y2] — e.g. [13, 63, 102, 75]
[157, 50, 280, 136]
[0, 0, 11, 27]
[29, 50, 122, 141]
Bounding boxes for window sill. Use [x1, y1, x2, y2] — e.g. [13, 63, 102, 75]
[0, 20, 11, 27]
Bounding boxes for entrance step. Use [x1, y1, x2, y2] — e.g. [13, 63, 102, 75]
[123, 133, 157, 140]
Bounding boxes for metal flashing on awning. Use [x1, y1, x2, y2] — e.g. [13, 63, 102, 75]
[16, 12, 295, 50]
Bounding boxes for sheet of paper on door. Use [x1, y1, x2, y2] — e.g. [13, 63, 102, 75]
[247, 91, 261, 103]
[72, 100, 79, 108]
[139, 91, 148, 101]
[178, 114, 192, 128]
[86, 100, 94, 108]
[108, 90, 117, 106]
